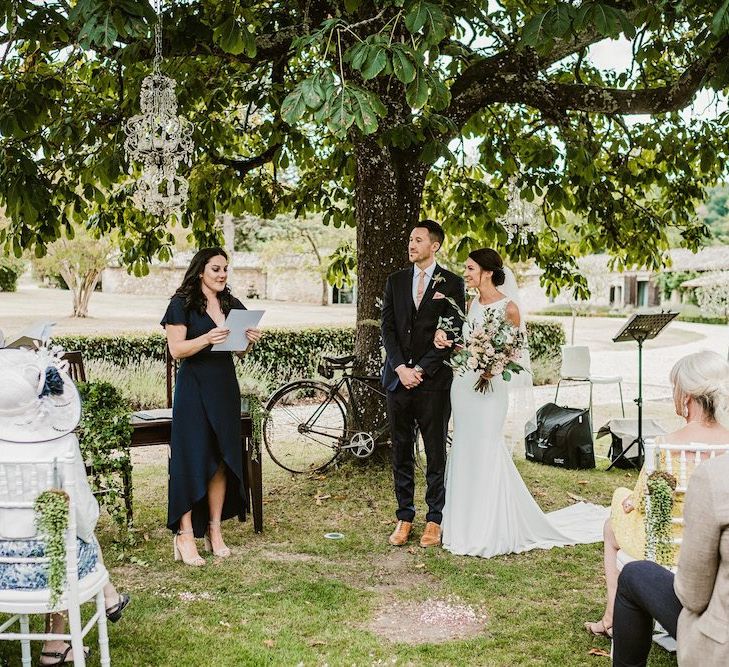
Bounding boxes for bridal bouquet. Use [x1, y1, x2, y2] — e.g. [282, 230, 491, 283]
[439, 302, 528, 393]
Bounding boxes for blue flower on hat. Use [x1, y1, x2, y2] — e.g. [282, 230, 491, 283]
[39, 367, 64, 398]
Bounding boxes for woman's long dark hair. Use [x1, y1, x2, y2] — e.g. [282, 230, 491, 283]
[175, 247, 234, 315]
[469, 248, 505, 286]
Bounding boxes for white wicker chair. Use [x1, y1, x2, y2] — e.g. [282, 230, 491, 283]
[0, 445, 110, 667]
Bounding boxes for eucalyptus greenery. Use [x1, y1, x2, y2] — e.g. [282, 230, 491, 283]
[645, 470, 678, 566]
[34, 489, 70, 607]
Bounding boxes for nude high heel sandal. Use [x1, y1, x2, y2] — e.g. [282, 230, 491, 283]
[173, 529, 205, 566]
[203, 520, 232, 558]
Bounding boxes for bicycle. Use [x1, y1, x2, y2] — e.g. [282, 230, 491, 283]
[263, 354, 389, 473]
[263, 354, 453, 474]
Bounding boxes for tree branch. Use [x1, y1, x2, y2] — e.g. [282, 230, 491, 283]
[209, 144, 282, 178]
[446, 35, 729, 128]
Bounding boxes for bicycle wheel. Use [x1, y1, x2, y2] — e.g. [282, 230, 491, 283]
[414, 422, 453, 474]
[264, 380, 347, 474]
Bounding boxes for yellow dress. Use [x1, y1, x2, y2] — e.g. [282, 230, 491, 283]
[610, 447, 698, 566]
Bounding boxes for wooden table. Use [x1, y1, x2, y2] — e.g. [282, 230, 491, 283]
[129, 409, 263, 533]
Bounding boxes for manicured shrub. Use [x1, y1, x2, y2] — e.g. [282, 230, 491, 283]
[0, 256, 25, 292]
[58, 321, 566, 387]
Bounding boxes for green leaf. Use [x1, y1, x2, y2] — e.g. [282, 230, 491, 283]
[406, 70, 429, 109]
[392, 45, 416, 83]
[617, 10, 636, 39]
[361, 46, 388, 80]
[346, 42, 370, 71]
[591, 4, 621, 38]
[404, 1, 447, 44]
[301, 78, 324, 109]
[428, 76, 450, 111]
[280, 86, 308, 124]
[344, 0, 362, 12]
[712, 0, 729, 35]
[521, 12, 550, 46]
[545, 3, 575, 38]
[213, 18, 246, 55]
[350, 90, 380, 134]
[405, 0, 430, 33]
[327, 89, 355, 138]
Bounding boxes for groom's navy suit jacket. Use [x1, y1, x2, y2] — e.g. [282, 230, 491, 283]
[381, 264, 466, 392]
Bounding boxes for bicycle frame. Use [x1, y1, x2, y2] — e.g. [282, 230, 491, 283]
[298, 372, 390, 450]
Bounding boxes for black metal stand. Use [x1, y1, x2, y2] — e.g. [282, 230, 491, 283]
[607, 311, 678, 471]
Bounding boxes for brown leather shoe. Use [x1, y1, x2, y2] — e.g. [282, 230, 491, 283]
[420, 521, 442, 548]
[388, 520, 412, 546]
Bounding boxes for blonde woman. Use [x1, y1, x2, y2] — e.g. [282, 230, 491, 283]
[585, 350, 729, 638]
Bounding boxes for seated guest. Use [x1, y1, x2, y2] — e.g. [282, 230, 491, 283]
[612, 450, 729, 667]
[585, 350, 729, 638]
[0, 348, 130, 665]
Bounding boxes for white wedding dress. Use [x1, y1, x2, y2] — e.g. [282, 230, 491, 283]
[441, 298, 608, 558]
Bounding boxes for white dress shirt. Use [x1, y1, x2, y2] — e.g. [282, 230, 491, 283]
[412, 261, 436, 305]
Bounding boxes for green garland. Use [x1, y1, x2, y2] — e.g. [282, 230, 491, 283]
[244, 394, 268, 462]
[34, 490, 70, 607]
[645, 471, 677, 565]
[76, 381, 133, 541]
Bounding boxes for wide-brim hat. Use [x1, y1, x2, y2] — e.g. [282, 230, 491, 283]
[0, 348, 81, 443]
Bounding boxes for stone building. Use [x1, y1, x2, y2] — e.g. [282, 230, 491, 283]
[101, 250, 356, 305]
[518, 246, 729, 312]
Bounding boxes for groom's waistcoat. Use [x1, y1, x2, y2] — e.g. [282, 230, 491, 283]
[380, 264, 465, 392]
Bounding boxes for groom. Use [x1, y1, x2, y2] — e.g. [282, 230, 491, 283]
[381, 219, 465, 548]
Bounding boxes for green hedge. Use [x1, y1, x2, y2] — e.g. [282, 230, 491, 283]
[0, 256, 25, 292]
[57, 321, 565, 381]
[525, 321, 565, 360]
[677, 313, 727, 325]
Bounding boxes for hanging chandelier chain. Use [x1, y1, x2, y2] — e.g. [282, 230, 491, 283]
[153, 0, 163, 73]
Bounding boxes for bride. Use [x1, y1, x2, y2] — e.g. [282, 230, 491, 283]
[435, 248, 608, 558]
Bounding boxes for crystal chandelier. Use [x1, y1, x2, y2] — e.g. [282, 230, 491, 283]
[124, 0, 193, 217]
[499, 176, 538, 245]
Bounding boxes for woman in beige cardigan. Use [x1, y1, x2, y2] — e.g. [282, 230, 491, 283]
[585, 350, 729, 638]
[611, 450, 729, 666]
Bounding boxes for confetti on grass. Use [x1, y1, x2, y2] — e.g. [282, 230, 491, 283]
[370, 597, 488, 644]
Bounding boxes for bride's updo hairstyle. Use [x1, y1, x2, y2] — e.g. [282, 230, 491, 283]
[469, 248, 506, 287]
[670, 351, 729, 427]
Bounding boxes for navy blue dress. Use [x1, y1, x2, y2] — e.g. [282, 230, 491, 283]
[161, 294, 248, 537]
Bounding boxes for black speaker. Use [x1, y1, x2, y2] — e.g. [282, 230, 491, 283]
[525, 403, 595, 470]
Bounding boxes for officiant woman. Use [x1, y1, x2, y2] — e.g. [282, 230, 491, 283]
[161, 247, 262, 567]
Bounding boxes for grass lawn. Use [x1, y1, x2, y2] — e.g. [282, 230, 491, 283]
[1, 434, 679, 667]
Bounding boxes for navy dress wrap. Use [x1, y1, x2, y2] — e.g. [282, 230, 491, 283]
[161, 294, 248, 537]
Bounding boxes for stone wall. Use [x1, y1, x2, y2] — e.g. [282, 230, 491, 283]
[102, 266, 267, 300]
[102, 264, 330, 304]
[265, 266, 326, 304]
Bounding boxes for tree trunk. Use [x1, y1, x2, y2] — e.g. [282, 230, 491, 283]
[352, 138, 428, 440]
[66, 269, 101, 318]
[321, 276, 329, 306]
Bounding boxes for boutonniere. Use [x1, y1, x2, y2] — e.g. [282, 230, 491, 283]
[432, 272, 446, 285]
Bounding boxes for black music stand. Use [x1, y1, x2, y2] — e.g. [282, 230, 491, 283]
[607, 311, 678, 470]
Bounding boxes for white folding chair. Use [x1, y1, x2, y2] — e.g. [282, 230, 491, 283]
[554, 345, 625, 428]
[0, 448, 110, 667]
